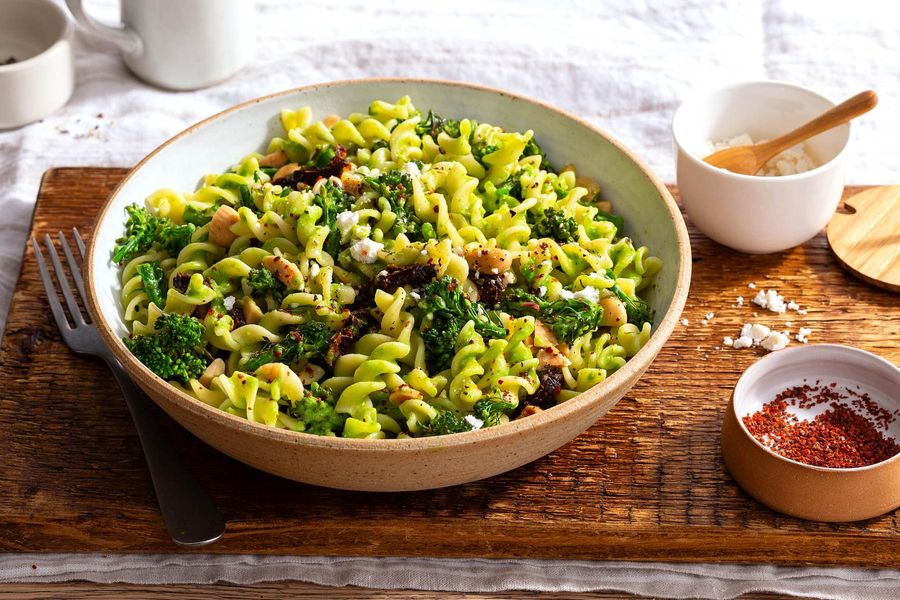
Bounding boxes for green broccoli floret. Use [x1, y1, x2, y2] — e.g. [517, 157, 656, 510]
[243, 321, 332, 372]
[124, 313, 207, 384]
[502, 288, 604, 344]
[472, 140, 500, 162]
[287, 384, 344, 436]
[473, 395, 517, 428]
[523, 137, 553, 172]
[112, 204, 196, 263]
[419, 276, 506, 371]
[421, 313, 462, 372]
[608, 272, 654, 326]
[423, 410, 472, 436]
[246, 267, 287, 303]
[136, 261, 166, 307]
[313, 181, 355, 258]
[530, 208, 578, 243]
[415, 110, 460, 138]
[365, 169, 428, 240]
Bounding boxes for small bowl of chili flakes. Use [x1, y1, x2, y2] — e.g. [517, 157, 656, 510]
[721, 344, 900, 522]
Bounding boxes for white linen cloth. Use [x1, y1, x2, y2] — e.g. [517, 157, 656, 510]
[0, 0, 897, 596]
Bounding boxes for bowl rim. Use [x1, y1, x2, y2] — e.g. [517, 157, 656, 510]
[671, 79, 852, 182]
[0, 0, 72, 74]
[84, 77, 692, 451]
[732, 343, 900, 473]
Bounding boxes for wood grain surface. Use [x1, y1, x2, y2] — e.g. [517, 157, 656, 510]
[827, 185, 900, 292]
[0, 582, 799, 600]
[1, 168, 897, 566]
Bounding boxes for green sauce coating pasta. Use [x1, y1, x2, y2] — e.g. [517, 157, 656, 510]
[115, 96, 662, 438]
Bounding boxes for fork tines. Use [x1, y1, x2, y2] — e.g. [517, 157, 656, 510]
[32, 228, 91, 333]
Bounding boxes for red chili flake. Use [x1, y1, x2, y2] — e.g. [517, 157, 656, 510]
[743, 383, 899, 469]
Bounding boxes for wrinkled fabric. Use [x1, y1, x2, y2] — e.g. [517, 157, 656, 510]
[0, 1, 897, 595]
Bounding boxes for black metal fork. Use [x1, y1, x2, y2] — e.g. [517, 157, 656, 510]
[32, 229, 225, 547]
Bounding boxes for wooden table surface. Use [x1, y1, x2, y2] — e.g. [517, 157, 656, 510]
[1, 169, 898, 597]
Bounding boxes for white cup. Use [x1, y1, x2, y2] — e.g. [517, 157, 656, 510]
[65, 0, 256, 91]
[672, 81, 850, 254]
[0, 0, 74, 129]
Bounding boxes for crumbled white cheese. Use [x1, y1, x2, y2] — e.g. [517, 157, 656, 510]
[796, 327, 812, 344]
[785, 321, 792, 327]
[572, 286, 601, 303]
[748, 283, 757, 289]
[403, 161, 421, 178]
[464, 415, 484, 430]
[735, 295, 744, 306]
[752, 289, 785, 313]
[787, 300, 800, 311]
[222, 296, 236, 310]
[490, 268, 499, 274]
[410, 291, 421, 301]
[797, 309, 808, 315]
[727, 322, 790, 352]
[680, 318, 689, 326]
[537, 286, 547, 297]
[378, 270, 389, 278]
[336, 210, 359, 237]
[760, 330, 790, 352]
[732, 336, 753, 349]
[559, 289, 574, 300]
[705, 312, 715, 321]
[701, 320, 708, 326]
[349, 238, 383, 264]
[309, 262, 320, 277]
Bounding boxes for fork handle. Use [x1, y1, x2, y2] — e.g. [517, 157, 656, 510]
[105, 358, 226, 547]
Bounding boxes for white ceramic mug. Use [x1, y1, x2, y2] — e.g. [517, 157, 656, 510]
[65, 0, 256, 91]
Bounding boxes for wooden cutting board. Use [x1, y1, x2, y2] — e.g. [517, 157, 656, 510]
[1, 168, 897, 566]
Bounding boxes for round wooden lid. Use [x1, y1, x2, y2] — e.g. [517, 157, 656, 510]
[827, 186, 900, 293]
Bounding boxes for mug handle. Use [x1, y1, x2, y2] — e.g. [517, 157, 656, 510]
[65, 0, 143, 55]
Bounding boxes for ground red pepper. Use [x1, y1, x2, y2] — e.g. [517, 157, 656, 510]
[742, 382, 900, 469]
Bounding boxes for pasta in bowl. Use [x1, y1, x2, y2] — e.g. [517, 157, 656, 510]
[85, 80, 690, 490]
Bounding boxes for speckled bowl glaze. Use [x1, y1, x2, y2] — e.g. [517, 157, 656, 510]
[722, 344, 900, 522]
[85, 79, 691, 491]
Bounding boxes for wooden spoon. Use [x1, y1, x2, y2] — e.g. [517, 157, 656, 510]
[703, 90, 878, 175]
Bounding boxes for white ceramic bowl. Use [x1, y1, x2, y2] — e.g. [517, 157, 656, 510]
[722, 344, 900, 522]
[84, 79, 691, 491]
[0, 0, 74, 129]
[673, 81, 850, 254]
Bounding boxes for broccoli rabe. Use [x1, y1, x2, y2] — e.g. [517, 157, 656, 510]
[502, 288, 604, 344]
[608, 272, 654, 326]
[472, 139, 500, 162]
[419, 276, 506, 372]
[124, 313, 207, 384]
[182, 204, 216, 227]
[287, 383, 344, 436]
[136, 261, 166, 307]
[112, 204, 196, 263]
[365, 170, 427, 240]
[415, 110, 460, 138]
[530, 208, 578, 243]
[246, 267, 288, 303]
[421, 312, 462, 372]
[243, 321, 332, 372]
[423, 410, 472, 436]
[473, 395, 517, 428]
[313, 181, 355, 258]
[523, 137, 553, 172]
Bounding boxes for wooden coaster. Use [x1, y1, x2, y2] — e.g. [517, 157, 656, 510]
[827, 185, 900, 293]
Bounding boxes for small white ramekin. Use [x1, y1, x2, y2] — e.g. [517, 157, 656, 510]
[672, 81, 850, 254]
[0, 0, 75, 129]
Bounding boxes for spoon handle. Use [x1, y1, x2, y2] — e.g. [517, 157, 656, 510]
[764, 90, 878, 153]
